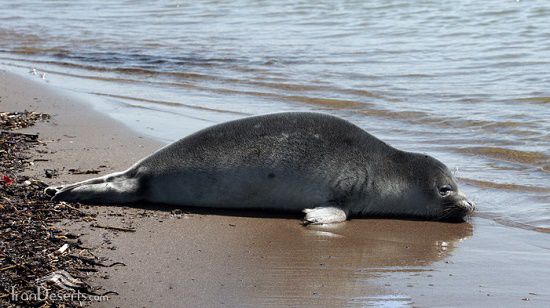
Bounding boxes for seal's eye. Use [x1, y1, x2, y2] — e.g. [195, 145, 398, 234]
[439, 185, 453, 197]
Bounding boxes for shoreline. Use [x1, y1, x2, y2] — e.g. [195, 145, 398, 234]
[0, 70, 163, 185]
[1, 70, 549, 307]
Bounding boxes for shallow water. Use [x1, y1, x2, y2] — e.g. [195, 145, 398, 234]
[1, 0, 548, 230]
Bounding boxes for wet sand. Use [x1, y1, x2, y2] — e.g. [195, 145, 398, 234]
[2, 70, 549, 307]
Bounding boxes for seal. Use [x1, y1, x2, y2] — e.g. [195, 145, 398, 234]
[45, 112, 475, 224]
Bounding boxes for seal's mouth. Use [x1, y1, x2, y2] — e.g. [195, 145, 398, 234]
[439, 199, 475, 222]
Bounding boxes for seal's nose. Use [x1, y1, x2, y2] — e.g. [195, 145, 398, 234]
[459, 199, 475, 213]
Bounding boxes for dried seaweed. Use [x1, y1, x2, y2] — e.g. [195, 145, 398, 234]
[0, 110, 107, 307]
[0, 111, 50, 130]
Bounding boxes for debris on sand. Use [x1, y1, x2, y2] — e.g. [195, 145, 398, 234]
[0, 110, 111, 307]
[0, 111, 50, 130]
[68, 168, 101, 175]
[44, 168, 59, 178]
[90, 224, 136, 233]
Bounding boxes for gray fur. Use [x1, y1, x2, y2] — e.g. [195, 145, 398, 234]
[46, 112, 474, 224]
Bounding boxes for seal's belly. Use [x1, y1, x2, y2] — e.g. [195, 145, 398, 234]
[146, 169, 333, 210]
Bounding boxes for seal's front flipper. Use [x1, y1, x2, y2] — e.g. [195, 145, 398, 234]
[302, 206, 347, 225]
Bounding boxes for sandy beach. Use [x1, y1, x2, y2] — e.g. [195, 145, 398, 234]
[2, 70, 550, 307]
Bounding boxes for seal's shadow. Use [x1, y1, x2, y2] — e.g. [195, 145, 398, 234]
[118, 201, 304, 220]
[102, 201, 473, 223]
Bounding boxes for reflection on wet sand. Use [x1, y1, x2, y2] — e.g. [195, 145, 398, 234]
[243, 218, 472, 306]
[77, 207, 472, 307]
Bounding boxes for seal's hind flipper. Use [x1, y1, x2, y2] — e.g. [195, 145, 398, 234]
[45, 171, 141, 204]
[302, 206, 347, 225]
[44, 172, 120, 198]
[44, 186, 61, 197]
[50, 180, 140, 204]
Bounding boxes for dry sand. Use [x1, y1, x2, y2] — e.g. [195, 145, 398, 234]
[2, 69, 550, 307]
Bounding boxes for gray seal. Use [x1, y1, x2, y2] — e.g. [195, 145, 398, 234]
[45, 112, 474, 224]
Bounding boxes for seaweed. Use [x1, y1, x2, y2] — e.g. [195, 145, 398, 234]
[1, 111, 109, 307]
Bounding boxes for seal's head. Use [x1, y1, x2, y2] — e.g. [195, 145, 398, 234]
[408, 154, 475, 222]
[376, 152, 475, 222]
